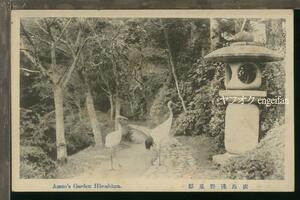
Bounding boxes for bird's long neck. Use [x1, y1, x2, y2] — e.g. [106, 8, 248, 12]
[116, 122, 122, 131]
[167, 104, 173, 119]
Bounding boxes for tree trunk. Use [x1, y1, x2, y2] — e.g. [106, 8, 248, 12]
[190, 21, 197, 48]
[130, 101, 134, 115]
[169, 57, 187, 112]
[51, 44, 67, 164]
[76, 99, 83, 122]
[53, 84, 67, 164]
[210, 19, 221, 51]
[160, 19, 187, 112]
[78, 70, 103, 146]
[109, 94, 114, 121]
[266, 19, 284, 49]
[115, 96, 121, 130]
[86, 88, 103, 146]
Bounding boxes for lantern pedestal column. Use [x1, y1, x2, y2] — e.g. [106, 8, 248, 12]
[212, 90, 266, 165]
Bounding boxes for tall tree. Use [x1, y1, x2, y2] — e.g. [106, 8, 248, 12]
[88, 19, 133, 129]
[20, 18, 93, 163]
[77, 69, 103, 146]
[160, 19, 187, 112]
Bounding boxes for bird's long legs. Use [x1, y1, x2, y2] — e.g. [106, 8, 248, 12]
[109, 147, 122, 170]
[110, 147, 115, 170]
[113, 148, 122, 168]
[150, 145, 162, 166]
[150, 148, 156, 165]
[158, 145, 161, 166]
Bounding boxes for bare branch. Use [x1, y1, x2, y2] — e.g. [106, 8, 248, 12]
[58, 38, 75, 56]
[26, 31, 52, 46]
[20, 22, 36, 48]
[60, 36, 94, 88]
[150, 19, 163, 28]
[54, 18, 72, 44]
[100, 85, 111, 96]
[20, 68, 41, 74]
[240, 18, 247, 32]
[89, 60, 114, 95]
[74, 29, 82, 49]
[20, 43, 50, 77]
[34, 19, 49, 35]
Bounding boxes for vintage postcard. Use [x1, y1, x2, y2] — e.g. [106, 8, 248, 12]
[11, 10, 294, 191]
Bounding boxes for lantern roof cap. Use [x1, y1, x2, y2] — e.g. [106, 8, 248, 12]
[204, 42, 284, 63]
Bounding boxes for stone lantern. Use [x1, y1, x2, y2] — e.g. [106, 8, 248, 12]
[204, 39, 283, 164]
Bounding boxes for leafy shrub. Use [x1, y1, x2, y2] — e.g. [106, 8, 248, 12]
[260, 62, 285, 137]
[174, 109, 210, 136]
[174, 85, 212, 136]
[20, 161, 45, 179]
[20, 108, 96, 178]
[207, 63, 226, 151]
[259, 19, 286, 136]
[220, 125, 284, 180]
[20, 146, 57, 178]
[149, 85, 178, 126]
[20, 109, 58, 178]
[65, 124, 94, 155]
[64, 113, 94, 155]
[221, 152, 275, 179]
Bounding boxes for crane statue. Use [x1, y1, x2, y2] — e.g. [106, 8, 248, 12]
[105, 115, 128, 170]
[129, 101, 178, 165]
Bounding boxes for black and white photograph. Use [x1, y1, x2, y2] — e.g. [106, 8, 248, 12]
[11, 10, 294, 191]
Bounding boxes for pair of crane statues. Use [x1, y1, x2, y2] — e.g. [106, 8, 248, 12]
[104, 101, 178, 170]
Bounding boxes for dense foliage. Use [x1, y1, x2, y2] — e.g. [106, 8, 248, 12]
[220, 125, 284, 179]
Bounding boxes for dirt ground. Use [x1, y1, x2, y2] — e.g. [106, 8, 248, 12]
[74, 143, 154, 179]
[57, 135, 223, 179]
